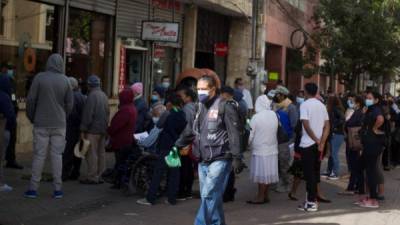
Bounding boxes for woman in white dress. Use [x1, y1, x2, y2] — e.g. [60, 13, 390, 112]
[247, 95, 279, 204]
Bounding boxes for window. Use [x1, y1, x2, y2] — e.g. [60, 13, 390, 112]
[0, 0, 7, 35]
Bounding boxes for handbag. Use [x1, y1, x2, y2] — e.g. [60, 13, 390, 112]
[275, 113, 289, 144]
[348, 126, 362, 151]
[165, 146, 181, 168]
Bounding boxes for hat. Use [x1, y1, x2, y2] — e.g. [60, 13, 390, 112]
[74, 138, 91, 159]
[68, 77, 79, 90]
[275, 85, 290, 96]
[131, 82, 143, 95]
[87, 75, 101, 87]
[267, 89, 276, 98]
[153, 86, 166, 98]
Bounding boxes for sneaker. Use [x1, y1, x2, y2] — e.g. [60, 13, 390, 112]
[176, 194, 187, 201]
[53, 191, 63, 199]
[136, 198, 152, 206]
[327, 174, 339, 180]
[297, 201, 318, 212]
[24, 190, 38, 199]
[0, 184, 13, 192]
[353, 196, 368, 205]
[359, 198, 379, 208]
[320, 172, 330, 178]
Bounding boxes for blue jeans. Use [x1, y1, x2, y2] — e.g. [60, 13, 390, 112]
[327, 133, 345, 175]
[194, 160, 232, 225]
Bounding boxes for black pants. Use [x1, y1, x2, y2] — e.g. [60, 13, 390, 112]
[391, 136, 400, 165]
[223, 170, 236, 201]
[362, 133, 384, 199]
[62, 129, 82, 179]
[382, 138, 391, 168]
[300, 144, 320, 203]
[179, 155, 194, 196]
[5, 124, 17, 164]
[347, 150, 363, 192]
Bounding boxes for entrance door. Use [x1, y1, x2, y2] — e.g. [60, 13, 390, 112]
[126, 49, 144, 85]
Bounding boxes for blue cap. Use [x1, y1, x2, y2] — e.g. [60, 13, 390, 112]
[87, 75, 100, 87]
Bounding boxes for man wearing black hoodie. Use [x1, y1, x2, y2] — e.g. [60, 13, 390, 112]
[25, 54, 74, 199]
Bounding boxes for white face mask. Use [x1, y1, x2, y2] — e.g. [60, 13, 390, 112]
[152, 117, 159, 124]
[162, 82, 170, 89]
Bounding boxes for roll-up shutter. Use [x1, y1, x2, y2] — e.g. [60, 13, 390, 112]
[70, 0, 116, 15]
[116, 0, 149, 38]
[35, 0, 65, 5]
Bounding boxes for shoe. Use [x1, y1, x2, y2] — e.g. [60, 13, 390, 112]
[165, 199, 176, 205]
[376, 196, 385, 201]
[327, 174, 339, 180]
[0, 184, 13, 192]
[6, 162, 23, 170]
[136, 198, 152, 206]
[320, 172, 330, 178]
[297, 201, 318, 212]
[24, 190, 38, 199]
[176, 194, 187, 201]
[359, 198, 379, 208]
[53, 191, 63, 199]
[288, 193, 298, 201]
[353, 196, 368, 205]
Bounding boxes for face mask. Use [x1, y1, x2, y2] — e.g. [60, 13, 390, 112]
[365, 99, 374, 107]
[261, 85, 266, 93]
[151, 95, 159, 102]
[238, 85, 245, 90]
[197, 90, 209, 103]
[7, 69, 14, 78]
[152, 117, 159, 124]
[162, 82, 170, 89]
[347, 100, 354, 109]
[296, 97, 305, 104]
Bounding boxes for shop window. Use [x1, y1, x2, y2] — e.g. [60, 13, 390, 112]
[66, 8, 113, 95]
[45, 9, 55, 42]
[0, 0, 58, 97]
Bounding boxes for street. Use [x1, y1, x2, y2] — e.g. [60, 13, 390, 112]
[1, 150, 400, 225]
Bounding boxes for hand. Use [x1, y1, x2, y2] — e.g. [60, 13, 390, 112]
[232, 158, 245, 174]
[318, 142, 325, 153]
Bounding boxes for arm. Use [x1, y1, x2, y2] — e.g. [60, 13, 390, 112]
[224, 103, 241, 157]
[64, 81, 74, 116]
[26, 76, 39, 123]
[319, 120, 331, 152]
[248, 117, 256, 145]
[373, 115, 385, 134]
[288, 104, 299, 130]
[175, 107, 195, 148]
[80, 95, 95, 134]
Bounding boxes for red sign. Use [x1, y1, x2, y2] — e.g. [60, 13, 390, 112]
[154, 46, 166, 58]
[152, 0, 181, 11]
[214, 43, 228, 57]
[119, 46, 126, 93]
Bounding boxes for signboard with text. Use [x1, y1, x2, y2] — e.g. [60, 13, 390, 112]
[119, 46, 126, 92]
[141, 21, 180, 43]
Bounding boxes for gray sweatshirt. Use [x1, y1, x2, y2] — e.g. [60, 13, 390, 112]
[80, 87, 110, 134]
[26, 54, 74, 128]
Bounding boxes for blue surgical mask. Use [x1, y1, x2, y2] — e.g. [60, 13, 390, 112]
[151, 95, 159, 102]
[198, 90, 209, 103]
[161, 82, 170, 89]
[7, 69, 14, 78]
[347, 100, 354, 109]
[296, 97, 305, 104]
[365, 99, 374, 107]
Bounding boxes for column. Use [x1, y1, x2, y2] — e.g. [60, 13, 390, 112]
[181, 5, 197, 71]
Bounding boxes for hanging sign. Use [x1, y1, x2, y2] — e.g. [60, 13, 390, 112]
[119, 46, 126, 92]
[142, 21, 179, 43]
[214, 43, 228, 57]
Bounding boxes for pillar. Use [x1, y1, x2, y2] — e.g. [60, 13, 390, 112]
[181, 5, 197, 71]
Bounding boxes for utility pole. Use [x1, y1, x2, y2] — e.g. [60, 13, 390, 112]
[248, 0, 267, 98]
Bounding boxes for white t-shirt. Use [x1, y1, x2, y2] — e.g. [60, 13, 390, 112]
[299, 98, 329, 148]
[242, 89, 254, 110]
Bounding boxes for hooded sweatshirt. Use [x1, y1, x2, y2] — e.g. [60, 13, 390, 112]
[249, 95, 279, 156]
[26, 54, 74, 128]
[107, 89, 137, 150]
[80, 87, 110, 135]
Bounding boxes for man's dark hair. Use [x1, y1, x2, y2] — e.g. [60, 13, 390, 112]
[176, 85, 196, 101]
[234, 78, 243, 85]
[304, 83, 318, 96]
[167, 92, 184, 108]
[161, 75, 170, 81]
[221, 86, 234, 96]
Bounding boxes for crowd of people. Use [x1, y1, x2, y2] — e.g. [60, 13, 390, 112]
[1, 53, 400, 224]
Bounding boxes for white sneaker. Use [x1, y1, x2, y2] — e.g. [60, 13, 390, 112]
[0, 184, 13, 192]
[136, 198, 152, 206]
[297, 201, 318, 212]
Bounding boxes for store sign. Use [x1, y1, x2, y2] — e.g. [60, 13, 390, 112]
[214, 43, 228, 57]
[269, 72, 279, 81]
[119, 46, 126, 92]
[142, 21, 179, 43]
[152, 0, 181, 11]
[154, 46, 166, 58]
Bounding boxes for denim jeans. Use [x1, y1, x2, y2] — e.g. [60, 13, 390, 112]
[328, 133, 345, 175]
[194, 160, 232, 225]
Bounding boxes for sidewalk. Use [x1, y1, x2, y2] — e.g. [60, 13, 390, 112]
[1, 149, 400, 225]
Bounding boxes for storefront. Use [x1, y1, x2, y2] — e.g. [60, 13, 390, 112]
[115, 0, 183, 97]
[195, 8, 230, 83]
[0, 0, 116, 97]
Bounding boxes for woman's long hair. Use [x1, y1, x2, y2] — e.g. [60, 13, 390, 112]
[327, 96, 345, 113]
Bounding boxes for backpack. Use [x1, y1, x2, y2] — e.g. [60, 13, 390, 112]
[276, 109, 293, 139]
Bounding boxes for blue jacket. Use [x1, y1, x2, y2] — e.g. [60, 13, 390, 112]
[0, 90, 16, 131]
[134, 97, 151, 133]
